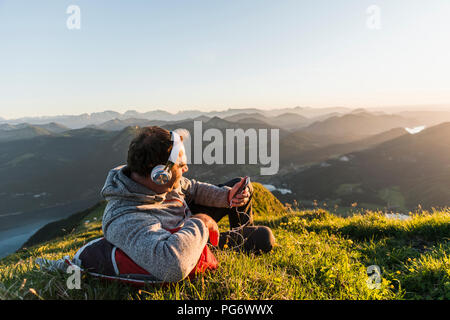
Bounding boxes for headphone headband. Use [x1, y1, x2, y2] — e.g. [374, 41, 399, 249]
[168, 131, 182, 164]
[150, 130, 186, 185]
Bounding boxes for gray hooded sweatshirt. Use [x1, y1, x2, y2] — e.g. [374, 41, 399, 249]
[100, 165, 231, 282]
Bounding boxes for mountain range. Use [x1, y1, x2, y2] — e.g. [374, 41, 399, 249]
[0, 123, 70, 143]
[4, 105, 450, 130]
[274, 122, 450, 211]
[0, 107, 449, 234]
[300, 111, 419, 141]
[0, 106, 353, 129]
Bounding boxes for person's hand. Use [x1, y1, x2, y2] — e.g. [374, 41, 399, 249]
[191, 214, 219, 246]
[228, 178, 251, 207]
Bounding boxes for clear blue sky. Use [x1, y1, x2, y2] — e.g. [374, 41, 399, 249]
[0, 0, 449, 119]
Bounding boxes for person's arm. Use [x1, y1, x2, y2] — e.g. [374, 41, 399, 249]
[104, 212, 210, 282]
[180, 177, 231, 208]
[181, 177, 252, 208]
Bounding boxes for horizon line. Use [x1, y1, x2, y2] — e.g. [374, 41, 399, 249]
[2, 103, 450, 121]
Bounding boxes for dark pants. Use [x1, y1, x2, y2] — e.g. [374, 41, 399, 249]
[189, 178, 275, 254]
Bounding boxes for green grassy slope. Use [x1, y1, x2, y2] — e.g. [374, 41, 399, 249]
[0, 184, 449, 300]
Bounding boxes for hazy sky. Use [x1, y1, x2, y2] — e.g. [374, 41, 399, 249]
[0, 0, 449, 119]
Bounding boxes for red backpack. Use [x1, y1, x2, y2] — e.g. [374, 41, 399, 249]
[65, 228, 218, 286]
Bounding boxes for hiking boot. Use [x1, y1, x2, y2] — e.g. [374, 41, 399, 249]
[219, 226, 275, 254]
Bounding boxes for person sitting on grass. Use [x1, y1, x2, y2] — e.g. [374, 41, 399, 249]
[100, 126, 275, 282]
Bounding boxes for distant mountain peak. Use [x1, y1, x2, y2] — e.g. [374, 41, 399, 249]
[351, 108, 368, 114]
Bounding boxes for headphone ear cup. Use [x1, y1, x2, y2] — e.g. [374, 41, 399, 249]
[151, 164, 172, 185]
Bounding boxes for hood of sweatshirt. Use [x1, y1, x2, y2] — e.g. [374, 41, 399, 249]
[101, 165, 190, 231]
[101, 165, 164, 204]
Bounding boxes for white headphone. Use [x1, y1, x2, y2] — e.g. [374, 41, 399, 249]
[150, 131, 186, 185]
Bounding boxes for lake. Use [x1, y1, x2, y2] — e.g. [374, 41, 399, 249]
[0, 198, 99, 259]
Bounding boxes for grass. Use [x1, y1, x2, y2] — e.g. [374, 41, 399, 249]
[0, 184, 449, 300]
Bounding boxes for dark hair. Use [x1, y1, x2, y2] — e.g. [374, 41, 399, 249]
[127, 126, 173, 177]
